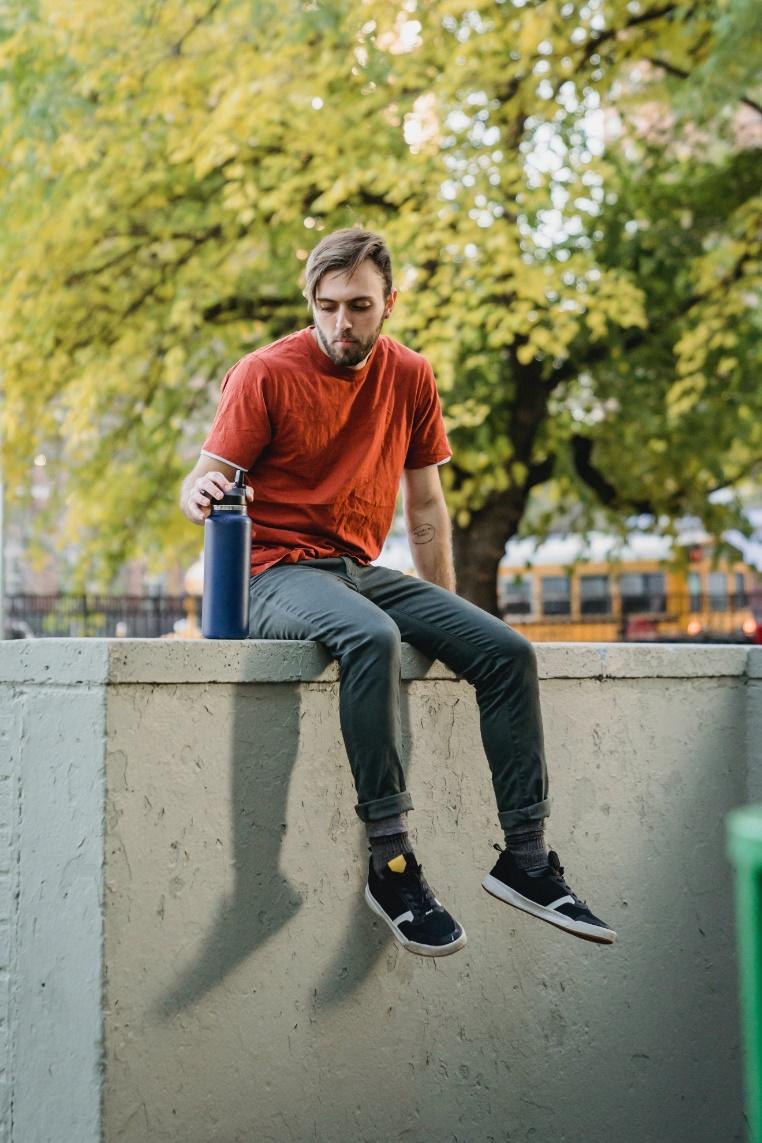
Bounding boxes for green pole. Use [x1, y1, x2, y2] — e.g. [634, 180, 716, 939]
[727, 805, 762, 1143]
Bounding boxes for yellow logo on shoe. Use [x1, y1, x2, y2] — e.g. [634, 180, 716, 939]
[387, 854, 407, 873]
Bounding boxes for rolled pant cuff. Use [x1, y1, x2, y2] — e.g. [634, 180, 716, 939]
[498, 799, 550, 831]
[355, 791, 414, 823]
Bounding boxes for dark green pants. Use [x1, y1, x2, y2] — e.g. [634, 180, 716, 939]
[248, 557, 549, 829]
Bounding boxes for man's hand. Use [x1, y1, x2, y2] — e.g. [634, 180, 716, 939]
[180, 459, 254, 524]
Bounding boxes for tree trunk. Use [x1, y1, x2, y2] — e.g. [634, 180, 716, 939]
[452, 499, 522, 615]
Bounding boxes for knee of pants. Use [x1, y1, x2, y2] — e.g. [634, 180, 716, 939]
[494, 629, 538, 677]
[345, 619, 402, 666]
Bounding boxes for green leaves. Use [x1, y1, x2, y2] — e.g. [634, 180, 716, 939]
[0, 0, 759, 595]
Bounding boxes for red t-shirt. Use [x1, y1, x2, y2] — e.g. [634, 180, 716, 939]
[202, 327, 451, 576]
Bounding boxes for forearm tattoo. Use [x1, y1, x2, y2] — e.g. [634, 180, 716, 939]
[411, 523, 436, 545]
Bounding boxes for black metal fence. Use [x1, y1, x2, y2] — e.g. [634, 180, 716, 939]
[4, 590, 761, 642]
[4, 594, 191, 639]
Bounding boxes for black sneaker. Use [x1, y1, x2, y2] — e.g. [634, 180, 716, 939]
[365, 852, 467, 957]
[482, 846, 616, 944]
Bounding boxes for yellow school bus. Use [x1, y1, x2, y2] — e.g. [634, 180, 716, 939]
[498, 530, 762, 643]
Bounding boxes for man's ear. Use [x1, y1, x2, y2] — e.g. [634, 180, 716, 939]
[384, 287, 399, 319]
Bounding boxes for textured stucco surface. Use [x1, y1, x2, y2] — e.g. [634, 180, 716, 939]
[0, 675, 105, 1143]
[1, 641, 760, 1143]
[746, 649, 762, 804]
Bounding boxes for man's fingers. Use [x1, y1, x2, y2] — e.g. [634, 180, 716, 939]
[189, 499, 211, 524]
[186, 472, 252, 524]
[196, 472, 228, 501]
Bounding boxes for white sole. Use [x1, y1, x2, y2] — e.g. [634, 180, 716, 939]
[364, 884, 467, 957]
[482, 874, 616, 944]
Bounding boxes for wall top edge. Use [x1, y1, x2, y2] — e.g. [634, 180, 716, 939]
[0, 638, 756, 684]
[747, 647, 762, 678]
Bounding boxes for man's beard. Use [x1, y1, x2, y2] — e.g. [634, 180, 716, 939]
[314, 317, 384, 368]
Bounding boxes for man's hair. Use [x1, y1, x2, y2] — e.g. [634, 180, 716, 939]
[304, 228, 393, 306]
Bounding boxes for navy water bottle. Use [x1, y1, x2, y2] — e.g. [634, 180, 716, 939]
[201, 469, 252, 639]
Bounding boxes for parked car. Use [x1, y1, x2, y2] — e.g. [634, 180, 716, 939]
[2, 618, 35, 639]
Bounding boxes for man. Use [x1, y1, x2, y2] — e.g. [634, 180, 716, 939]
[180, 227, 615, 957]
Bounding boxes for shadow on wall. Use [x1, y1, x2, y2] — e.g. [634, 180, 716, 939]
[156, 673, 417, 1017]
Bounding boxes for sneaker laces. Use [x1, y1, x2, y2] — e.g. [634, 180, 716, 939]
[493, 843, 588, 908]
[547, 850, 589, 909]
[401, 859, 439, 917]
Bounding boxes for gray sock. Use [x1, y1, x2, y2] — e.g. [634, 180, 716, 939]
[503, 824, 548, 872]
[367, 814, 410, 874]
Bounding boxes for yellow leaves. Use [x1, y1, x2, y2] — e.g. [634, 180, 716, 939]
[221, 179, 257, 219]
[695, 239, 748, 296]
[666, 374, 707, 421]
[717, 356, 738, 377]
[0, 29, 25, 70]
[513, 312, 579, 364]
[585, 309, 608, 341]
[311, 174, 364, 213]
[673, 317, 735, 378]
[517, 265, 552, 306]
[528, 325, 558, 355]
[444, 399, 490, 430]
[571, 271, 649, 344]
[53, 133, 101, 172]
[190, 139, 240, 181]
[168, 296, 196, 334]
[517, 10, 554, 59]
[674, 324, 706, 368]
[0, 0, 755, 585]
[163, 346, 187, 387]
[457, 448, 492, 473]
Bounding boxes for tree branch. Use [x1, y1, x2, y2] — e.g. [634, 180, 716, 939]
[169, 0, 223, 57]
[645, 56, 762, 116]
[202, 294, 294, 323]
[527, 453, 556, 489]
[570, 434, 655, 513]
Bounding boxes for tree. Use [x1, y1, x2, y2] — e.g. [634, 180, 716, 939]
[1, 0, 759, 606]
[1, 0, 414, 580]
[383, 0, 762, 609]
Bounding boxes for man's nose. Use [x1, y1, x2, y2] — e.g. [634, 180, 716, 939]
[334, 306, 352, 330]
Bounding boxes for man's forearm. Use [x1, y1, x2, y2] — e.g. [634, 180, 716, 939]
[405, 498, 456, 592]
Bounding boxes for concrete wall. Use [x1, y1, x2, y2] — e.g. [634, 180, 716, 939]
[1, 639, 759, 1143]
[0, 643, 107, 1143]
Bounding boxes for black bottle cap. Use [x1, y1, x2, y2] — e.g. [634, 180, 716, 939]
[216, 469, 248, 509]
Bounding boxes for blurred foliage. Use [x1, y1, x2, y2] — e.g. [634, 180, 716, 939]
[0, 0, 760, 603]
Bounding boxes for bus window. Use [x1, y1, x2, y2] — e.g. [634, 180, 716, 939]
[708, 571, 728, 612]
[620, 572, 666, 614]
[687, 571, 702, 611]
[580, 575, 611, 615]
[733, 571, 747, 609]
[500, 575, 533, 616]
[541, 576, 571, 616]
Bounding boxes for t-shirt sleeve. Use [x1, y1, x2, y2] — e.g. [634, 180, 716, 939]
[201, 357, 272, 471]
[404, 362, 452, 470]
